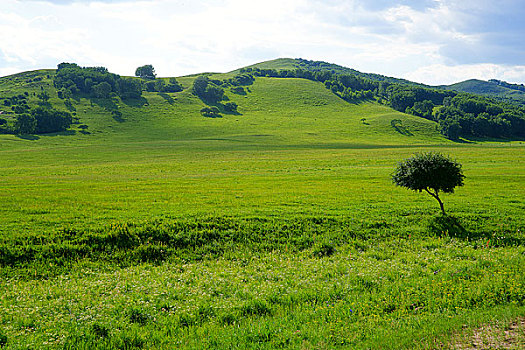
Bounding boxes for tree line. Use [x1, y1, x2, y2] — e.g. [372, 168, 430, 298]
[0, 63, 186, 135]
[54, 63, 143, 100]
[236, 67, 525, 140]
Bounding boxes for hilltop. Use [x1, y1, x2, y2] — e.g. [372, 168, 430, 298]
[443, 79, 525, 105]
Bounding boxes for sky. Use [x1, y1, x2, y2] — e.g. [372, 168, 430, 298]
[1, 0, 524, 85]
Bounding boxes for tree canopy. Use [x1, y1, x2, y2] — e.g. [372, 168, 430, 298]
[54, 62, 142, 100]
[135, 65, 156, 80]
[392, 152, 465, 215]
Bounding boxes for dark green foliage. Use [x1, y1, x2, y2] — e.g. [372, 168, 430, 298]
[135, 64, 156, 80]
[192, 76, 208, 96]
[202, 85, 224, 102]
[31, 107, 72, 134]
[229, 73, 254, 86]
[231, 86, 246, 95]
[118, 78, 142, 99]
[223, 101, 238, 113]
[14, 113, 36, 134]
[144, 80, 157, 92]
[433, 95, 525, 139]
[54, 62, 142, 100]
[200, 106, 221, 118]
[392, 152, 465, 214]
[92, 82, 112, 98]
[192, 76, 225, 103]
[439, 118, 462, 140]
[0, 333, 7, 347]
[13, 104, 30, 114]
[164, 78, 183, 93]
[407, 100, 434, 119]
[37, 90, 50, 104]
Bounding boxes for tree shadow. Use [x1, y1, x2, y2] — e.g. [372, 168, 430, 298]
[427, 215, 468, 238]
[16, 134, 40, 140]
[121, 96, 148, 107]
[391, 119, 413, 136]
[452, 138, 476, 144]
[428, 214, 525, 246]
[199, 97, 242, 116]
[91, 97, 119, 111]
[230, 87, 247, 95]
[90, 97, 126, 122]
[158, 92, 175, 105]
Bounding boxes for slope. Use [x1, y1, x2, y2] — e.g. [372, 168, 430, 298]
[0, 69, 448, 150]
[444, 79, 525, 104]
[239, 58, 426, 86]
[242, 58, 525, 105]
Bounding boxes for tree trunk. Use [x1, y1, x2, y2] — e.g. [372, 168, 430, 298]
[425, 188, 446, 215]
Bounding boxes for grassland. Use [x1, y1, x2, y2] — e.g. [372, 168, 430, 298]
[0, 68, 524, 349]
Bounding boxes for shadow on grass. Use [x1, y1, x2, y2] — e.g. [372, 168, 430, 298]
[121, 96, 148, 108]
[158, 93, 175, 105]
[15, 134, 40, 140]
[427, 215, 525, 246]
[199, 97, 242, 117]
[15, 130, 77, 140]
[391, 119, 413, 136]
[428, 215, 468, 238]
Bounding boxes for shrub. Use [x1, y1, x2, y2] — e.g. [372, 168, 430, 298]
[223, 102, 238, 113]
[200, 107, 221, 118]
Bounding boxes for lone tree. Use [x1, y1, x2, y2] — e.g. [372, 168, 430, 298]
[135, 64, 156, 80]
[392, 152, 465, 215]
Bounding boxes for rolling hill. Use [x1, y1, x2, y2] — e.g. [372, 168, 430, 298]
[442, 79, 525, 104]
[0, 64, 448, 148]
[240, 58, 525, 105]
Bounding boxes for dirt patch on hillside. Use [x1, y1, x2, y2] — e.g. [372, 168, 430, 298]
[452, 317, 525, 349]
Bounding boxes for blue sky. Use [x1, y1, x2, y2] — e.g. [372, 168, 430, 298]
[1, 0, 524, 85]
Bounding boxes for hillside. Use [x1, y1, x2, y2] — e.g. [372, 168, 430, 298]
[240, 58, 427, 86]
[0, 66, 447, 148]
[443, 79, 525, 104]
[242, 58, 525, 106]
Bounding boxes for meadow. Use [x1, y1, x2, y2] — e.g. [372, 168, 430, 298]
[0, 70, 524, 349]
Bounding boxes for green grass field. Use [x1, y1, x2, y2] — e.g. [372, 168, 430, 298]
[1, 68, 524, 349]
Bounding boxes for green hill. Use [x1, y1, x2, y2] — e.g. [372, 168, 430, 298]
[240, 58, 427, 86]
[443, 79, 525, 104]
[0, 66, 447, 148]
[242, 58, 525, 105]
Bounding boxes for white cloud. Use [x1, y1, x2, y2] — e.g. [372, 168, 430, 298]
[405, 64, 525, 86]
[0, 0, 524, 85]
